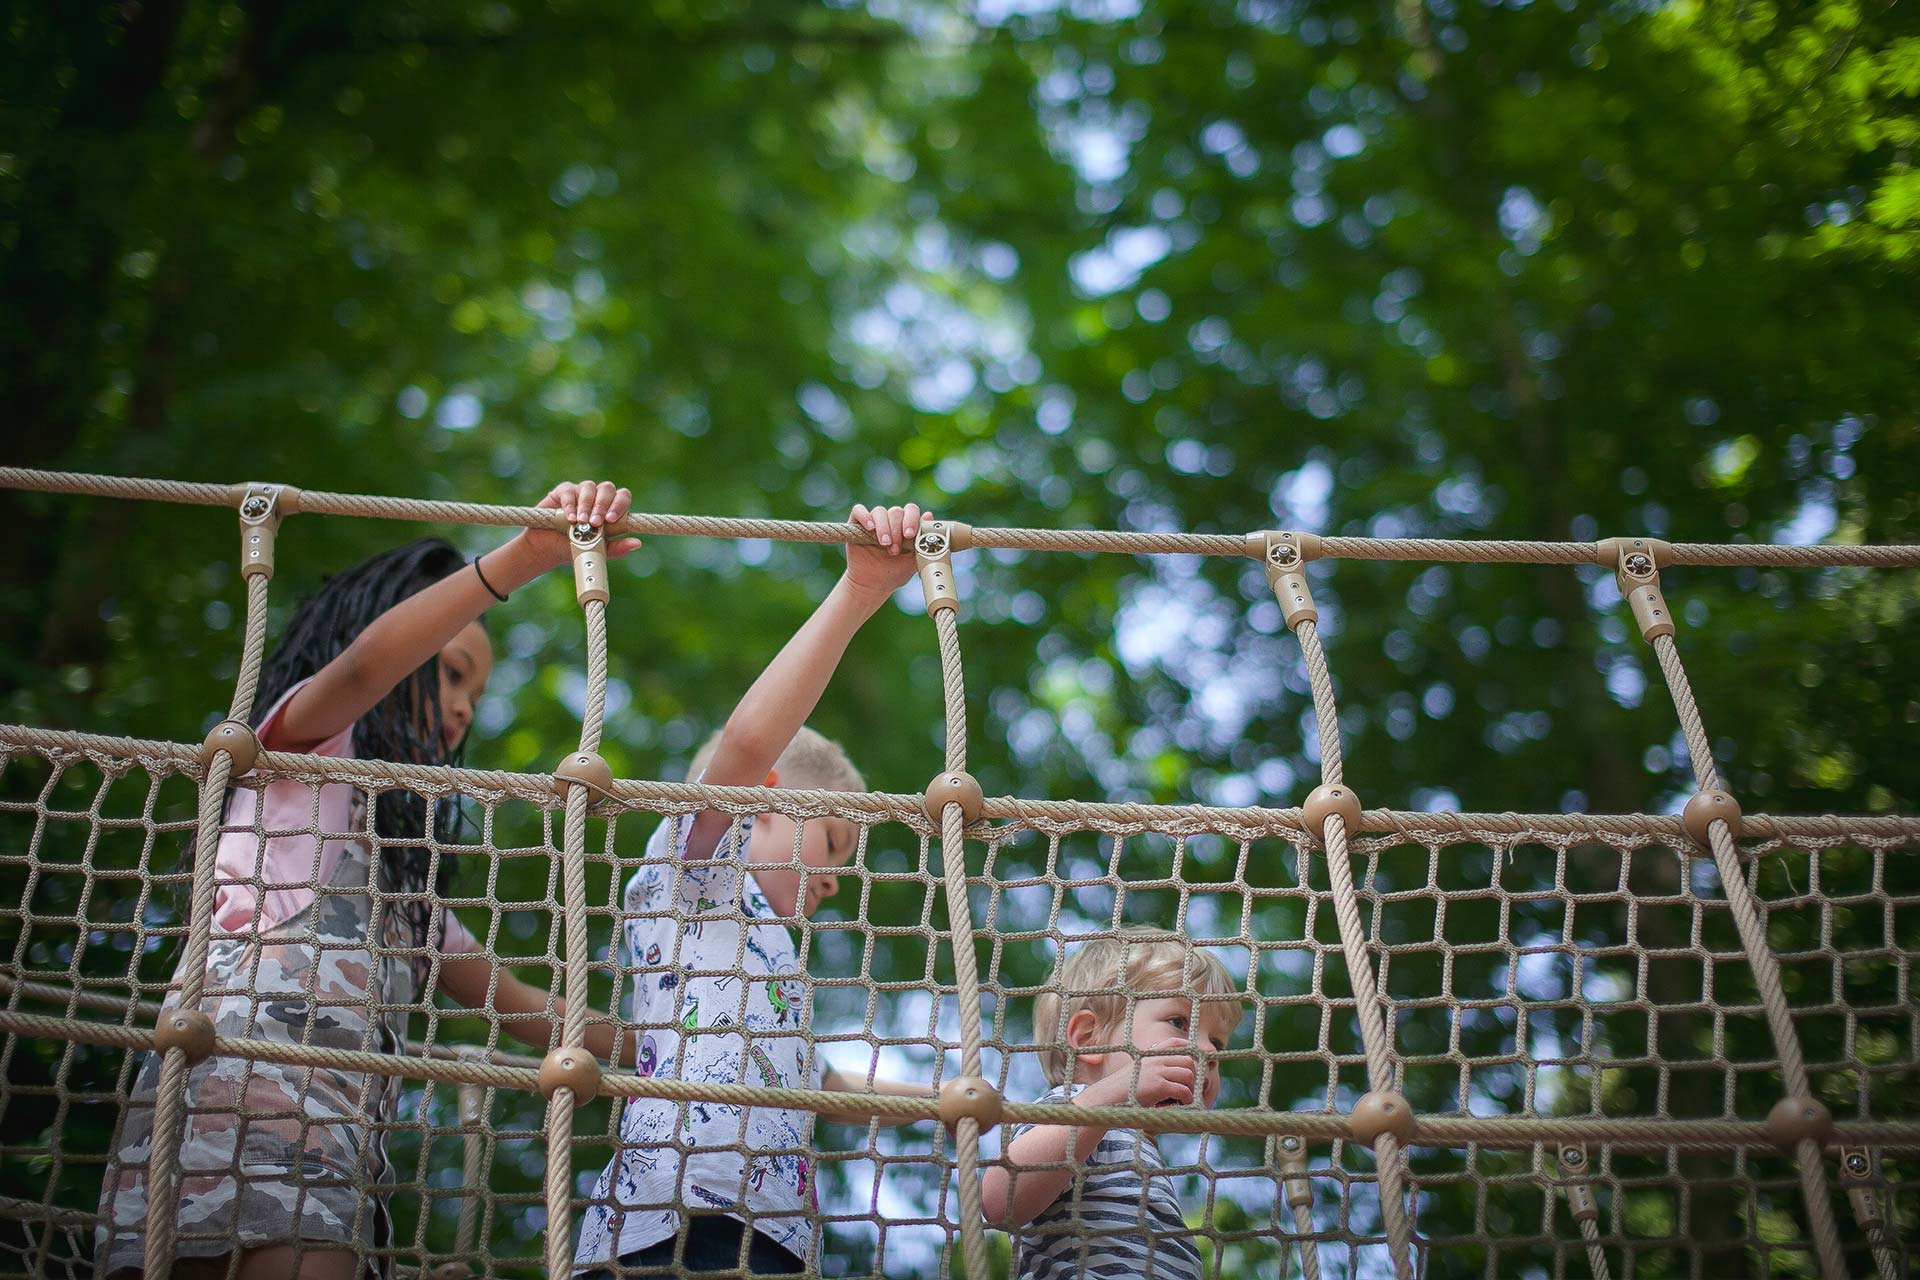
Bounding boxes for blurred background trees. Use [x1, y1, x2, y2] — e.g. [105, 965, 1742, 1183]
[2, 0, 1915, 1275]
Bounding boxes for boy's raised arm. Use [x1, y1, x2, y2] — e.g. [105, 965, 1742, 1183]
[683, 502, 927, 860]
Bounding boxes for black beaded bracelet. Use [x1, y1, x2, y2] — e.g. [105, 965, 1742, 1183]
[472, 556, 509, 603]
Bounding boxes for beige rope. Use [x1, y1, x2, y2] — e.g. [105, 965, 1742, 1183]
[1649, 633, 1846, 1280]
[1577, 1213, 1609, 1280]
[6, 466, 1918, 567]
[542, 593, 610, 1277]
[929, 606, 992, 1280]
[1291, 616, 1414, 1279]
[10, 720, 1920, 851]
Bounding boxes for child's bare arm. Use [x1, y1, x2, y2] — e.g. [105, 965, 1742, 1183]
[815, 1064, 936, 1126]
[683, 502, 926, 860]
[978, 1056, 1196, 1226]
[436, 955, 635, 1066]
[272, 480, 639, 751]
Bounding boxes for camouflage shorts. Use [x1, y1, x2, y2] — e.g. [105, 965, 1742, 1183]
[98, 848, 421, 1276]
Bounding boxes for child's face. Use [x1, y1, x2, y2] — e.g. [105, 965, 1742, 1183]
[436, 622, 494, 753]
[1080, 995, 1235, 1109]
[746, 813, 858, 918]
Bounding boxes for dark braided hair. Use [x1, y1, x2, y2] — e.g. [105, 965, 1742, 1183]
[250, 537, 473, 952]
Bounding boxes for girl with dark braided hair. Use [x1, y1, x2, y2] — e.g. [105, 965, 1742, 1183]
[99, 480, 640, 1280]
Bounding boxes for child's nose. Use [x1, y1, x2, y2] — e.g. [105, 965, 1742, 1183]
[815, 875, 838, 900]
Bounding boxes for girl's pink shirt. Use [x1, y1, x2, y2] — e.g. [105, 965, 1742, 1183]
[210, 677, 479, 953]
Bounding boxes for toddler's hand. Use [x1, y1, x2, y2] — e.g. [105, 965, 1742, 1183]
[844, 502, 927, 604]
[1077, 1044, 1196, 1110]
[521, 480, 642, 571]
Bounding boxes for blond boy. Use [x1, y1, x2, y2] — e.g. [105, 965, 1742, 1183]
[982, 931, 1243, 1280]
[575, 502, 933, 1278]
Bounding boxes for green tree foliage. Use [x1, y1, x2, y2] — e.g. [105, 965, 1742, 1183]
[2, 0, 1915, 1275]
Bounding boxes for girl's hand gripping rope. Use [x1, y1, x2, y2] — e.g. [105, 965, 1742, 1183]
[516, 479, 643, 571]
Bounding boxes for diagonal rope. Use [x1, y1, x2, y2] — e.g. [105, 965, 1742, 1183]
[1650, 633, 1846, 1280]
[1293, 618, 1414, 1280]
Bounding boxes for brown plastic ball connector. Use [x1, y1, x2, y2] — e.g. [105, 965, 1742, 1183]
[924, 771, 985, 826]
[1766, 1096, 1833, 1152]
[200, 720, 260, 777]
[552, 751, 614, 800]
[937, 1076, 1003, 1134]
[1302, 784, 1363, 844]
[1681, 789, 1743, 848]
[538, 1047, 604, 1100]
[1349, 1090, 1416, 1144]
[153, 1008, 217, 1064]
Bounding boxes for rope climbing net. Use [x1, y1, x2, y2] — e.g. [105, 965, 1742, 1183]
[0, 466, 1915, 1280]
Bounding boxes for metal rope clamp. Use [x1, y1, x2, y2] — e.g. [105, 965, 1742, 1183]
[235, 482, 290, 580]
[1272, 1133, 1313, 1209]
[1597, 536, 1675, 641]
[1838, 1147, 1885, 1234]
[913, 520, 968, 617]
[1554, 1143, 1600, 1223]
[569, 521, 609, 605]
[1252, 530, 1322, 629]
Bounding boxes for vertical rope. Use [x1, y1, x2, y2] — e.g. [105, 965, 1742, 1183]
[1577, 1214, 1609, 1280]
[1649, 634, 1845, 1280]
[930, 608, 991, 1279]
[1294, 618, 1414, 1280]
[143, 526, 276, 1277]
[544, 594, 609, 1278]
[455, 1082, 488, 1263]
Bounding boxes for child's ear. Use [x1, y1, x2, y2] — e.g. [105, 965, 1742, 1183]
[764, 768, 780, 788]
[1064, 1009, 1106, 1070]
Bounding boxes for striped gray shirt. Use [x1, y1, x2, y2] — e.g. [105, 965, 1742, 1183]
[1008, 1084, 1203, 1280]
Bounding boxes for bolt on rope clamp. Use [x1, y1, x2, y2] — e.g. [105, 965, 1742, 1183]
[1595, 537, 1675, 641]
[1838, 1147, 1885, 1231]
[937, 1075, 1002, 1134]
[200, 719, 261, 776]
[1681, 788, 1743, 849]
[568, 521, 610, 605]
[913, 520, 971, 617]
[1348, 1089, 1415, 1144]
[1554, 1144, 1600, 1223]
[153, 1007, 217, 1064]
[1251, 531, 1323, 630]
[551, 750, 614, 801]
[1271, 1134, 1313, 1208]
[1301, 783, 1362, 846]
[234, 482, 292, 579]
[923, 770, 985, 826]
[537, 1046, 603, 1100]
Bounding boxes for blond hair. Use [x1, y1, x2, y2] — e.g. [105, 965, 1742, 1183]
[1033, 929, 1243, 1085]
[687, 725, 864, 793]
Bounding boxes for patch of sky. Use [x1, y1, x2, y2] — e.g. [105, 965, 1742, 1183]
[435, 389, 482, 431]
[1069, 224, 1172, 296]
[1498, 185, 1549, 255]
[1269, 456, 1334, 530]
[1323, 123, 1365, 158]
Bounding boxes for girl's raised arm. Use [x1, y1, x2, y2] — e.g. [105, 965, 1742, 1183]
[270, 480, 639, 752]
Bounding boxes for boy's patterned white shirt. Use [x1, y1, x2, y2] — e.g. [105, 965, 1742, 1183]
[574, 806, 819, 1270]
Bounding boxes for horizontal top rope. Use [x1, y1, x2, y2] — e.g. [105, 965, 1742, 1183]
[5, 723, 1918, 847]
[5, 467, 1918, 568]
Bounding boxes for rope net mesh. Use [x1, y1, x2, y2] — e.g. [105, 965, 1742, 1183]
[0, 468, 1914, 1280]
